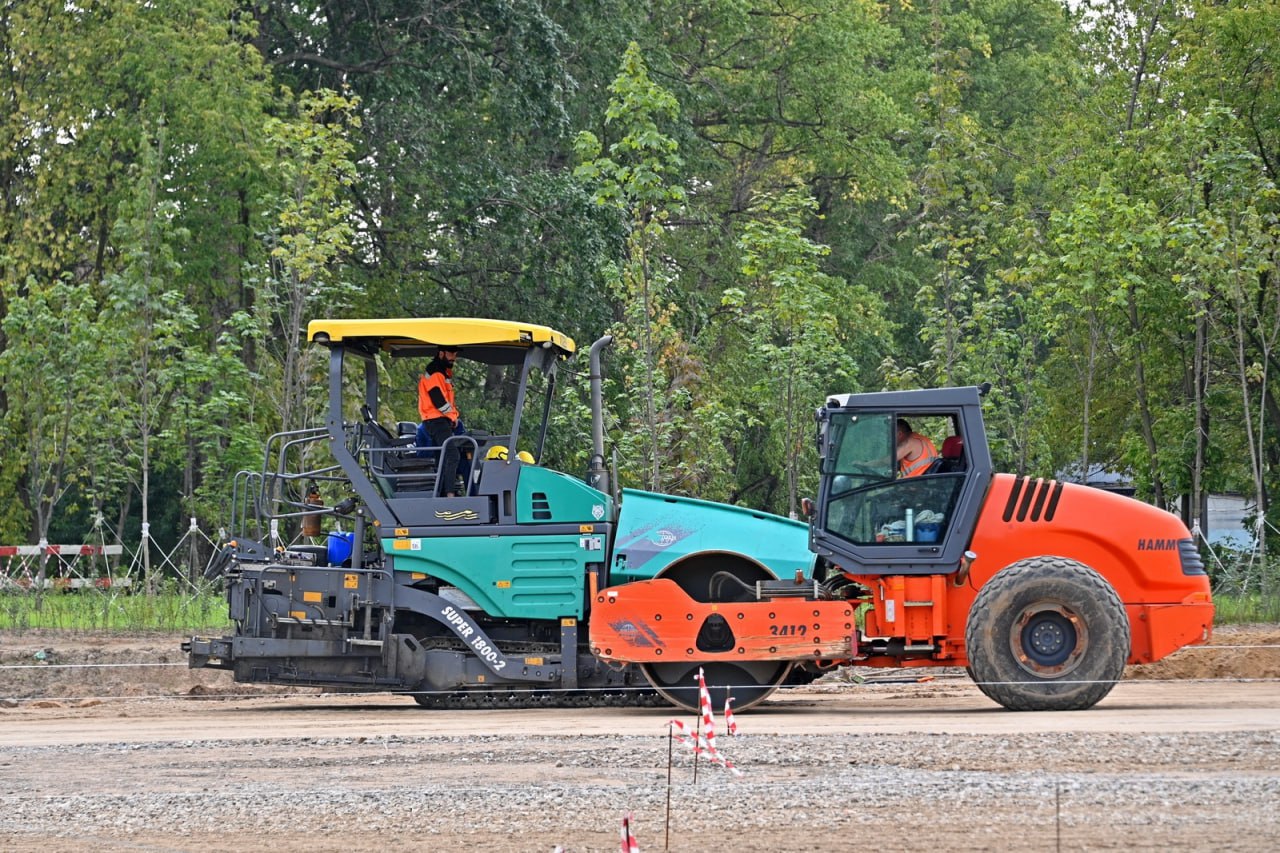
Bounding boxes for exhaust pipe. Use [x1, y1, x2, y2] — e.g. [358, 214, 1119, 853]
[587, 335, 614, 495]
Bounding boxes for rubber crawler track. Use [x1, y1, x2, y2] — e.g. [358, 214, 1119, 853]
[408, 688, 669, 710]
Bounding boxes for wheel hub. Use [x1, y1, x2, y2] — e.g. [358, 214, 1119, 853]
[1009, 602, 1088, 678]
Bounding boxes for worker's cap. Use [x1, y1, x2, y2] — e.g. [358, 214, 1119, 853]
[437, 345, 461, 354]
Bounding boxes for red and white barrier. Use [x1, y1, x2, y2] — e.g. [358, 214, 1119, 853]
[0, 544, 122, 557]
[666, 668, 742, 776]
[620, 811, 640, 853]
[697, 669, 719, 757]
[0, 543, 128, 591]
[724, 694, 738, 737]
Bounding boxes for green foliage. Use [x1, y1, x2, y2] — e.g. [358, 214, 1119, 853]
[575, 42, 691, 493]
[257, 87, 362, 435]
[1, 0, 1280, 578]
[1209, 542, 1280, 624]
[0, 0, 275, 553]
[1213, 594, 1280, 625]
[0, 277, 102, 541]
[726, 187, 888, 514]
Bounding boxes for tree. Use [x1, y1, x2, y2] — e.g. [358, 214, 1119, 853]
[249, 0, 624, 334]
[1166, 107, 1280, 561]
[575, 42, 689, 492]
[257, 88, 361, 437]
[728, 187, 887, 515]
[0, 278, 103, 597]
[97, 125, 208, 593]
[0, 0, 277, 556]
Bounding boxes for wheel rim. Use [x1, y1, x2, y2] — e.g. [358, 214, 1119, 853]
[1008, 602, 1088, 678]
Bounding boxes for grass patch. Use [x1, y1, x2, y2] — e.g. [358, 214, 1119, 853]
[3, 578, 1275, 635]
[1206, 547, 1280, 624]
[1212, 593, 1280, 625]
[0, 586, 227, 633]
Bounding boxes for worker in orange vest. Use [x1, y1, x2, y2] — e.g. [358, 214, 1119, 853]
[419, 346, 466, 496]
[896, 418, 938, 478]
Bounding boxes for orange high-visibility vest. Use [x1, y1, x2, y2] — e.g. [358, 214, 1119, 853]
[898, 434, 938, 478]
[418, 369, 458, 423]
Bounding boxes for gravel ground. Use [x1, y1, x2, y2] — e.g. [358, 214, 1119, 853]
[1, 626, 1278, 851]
[2, 727, 1278, 851]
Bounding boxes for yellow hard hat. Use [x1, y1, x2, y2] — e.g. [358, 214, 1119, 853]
[484, 445, 534, 464]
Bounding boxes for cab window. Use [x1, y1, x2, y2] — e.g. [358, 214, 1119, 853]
[823, 412, 965, 546]
[823, 413, 896, 484]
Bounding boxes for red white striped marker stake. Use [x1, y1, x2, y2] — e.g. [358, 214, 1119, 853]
[621, 811, 639, 853]
[724, 689, 738, 737]
[697, 668, 717, 759]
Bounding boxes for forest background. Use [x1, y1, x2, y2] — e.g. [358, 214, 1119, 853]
[2, 0, 1278, 584]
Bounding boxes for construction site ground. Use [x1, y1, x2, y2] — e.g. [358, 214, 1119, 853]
[1, 625, 1278, 852]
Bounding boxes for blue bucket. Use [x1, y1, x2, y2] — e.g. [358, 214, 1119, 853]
[327, 531, 354, 566]
[915, 523, 940, 543]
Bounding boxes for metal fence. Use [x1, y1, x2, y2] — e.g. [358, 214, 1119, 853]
[0, 514, 226, 595]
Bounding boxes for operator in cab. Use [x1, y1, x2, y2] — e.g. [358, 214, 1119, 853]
[418, 345, 466, 496]
[896, 418, 938, 478]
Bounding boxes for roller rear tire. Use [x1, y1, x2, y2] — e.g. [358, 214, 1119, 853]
[965, 556, 1129, 711]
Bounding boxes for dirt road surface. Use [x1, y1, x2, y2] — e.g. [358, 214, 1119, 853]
[2, 626, 1279, 852]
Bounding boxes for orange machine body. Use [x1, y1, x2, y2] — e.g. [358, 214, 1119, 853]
[590, 385, 1213, 713]
[591, 577, 857, 665]
[591, 474, 1212, 672]
[850, 474, 1213, 670]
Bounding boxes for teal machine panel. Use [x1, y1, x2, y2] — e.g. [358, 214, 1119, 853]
[515, 466, 612, 525]
[610, 488, 816, 583]
[386, 533, 596, 620]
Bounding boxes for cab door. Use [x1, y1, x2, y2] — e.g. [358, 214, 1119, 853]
[811, 397, 991, 575]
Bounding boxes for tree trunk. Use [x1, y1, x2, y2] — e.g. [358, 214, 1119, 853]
[1127, 287, 1165, 507]
[1192, 308, 1209, 540]
[1234, 306, 1267, 563]
[637, 232, 660, 492]
[784, 344, 797, 518]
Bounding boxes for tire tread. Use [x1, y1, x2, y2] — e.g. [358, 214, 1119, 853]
[965, 556, 1130, 711]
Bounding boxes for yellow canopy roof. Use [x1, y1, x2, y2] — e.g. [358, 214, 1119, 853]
[307, 317, 575, 357]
